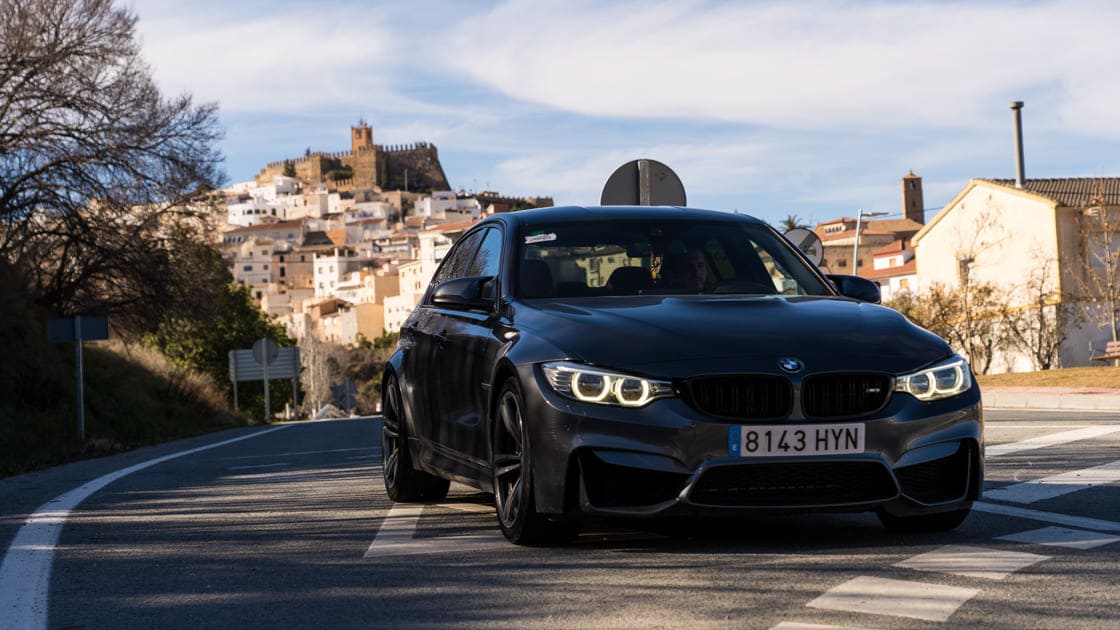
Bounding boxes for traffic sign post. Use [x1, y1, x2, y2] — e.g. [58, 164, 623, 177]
[229, 342, 299, 421]
[48, 314, 109, 447]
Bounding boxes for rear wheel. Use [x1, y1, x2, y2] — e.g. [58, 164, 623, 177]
[492, 379, 579, 545]
[877, 506, 971, 533]
[381, 375, 450, 502]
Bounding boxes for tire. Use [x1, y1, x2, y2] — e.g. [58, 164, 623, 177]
[381, 375, 450, 502]
[877, 506, 971, 533]
[491, 379, 579, 545]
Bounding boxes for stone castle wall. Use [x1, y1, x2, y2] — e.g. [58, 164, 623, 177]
[255, 140, 449, 194]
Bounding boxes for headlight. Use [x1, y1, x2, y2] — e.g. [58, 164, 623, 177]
[895, 357, 973, 401]
[541, 362, 674, 407]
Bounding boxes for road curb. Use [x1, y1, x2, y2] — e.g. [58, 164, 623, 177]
[982, 387, 1120, 411]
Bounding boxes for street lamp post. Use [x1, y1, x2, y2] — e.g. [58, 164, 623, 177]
[852, 208, 889, 272]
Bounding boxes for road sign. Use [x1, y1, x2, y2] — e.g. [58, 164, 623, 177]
[601, 159, 686, 206]
[47, 315, 108, 343]
[784, 228, 824, 266]
[228, 344, 300, 421]
[252, 337, 280, 366]
[47, 315, 109, 446]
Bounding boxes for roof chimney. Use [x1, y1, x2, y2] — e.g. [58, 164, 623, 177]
[1010, 101, 1025, 188]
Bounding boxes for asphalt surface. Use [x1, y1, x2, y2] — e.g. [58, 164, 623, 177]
[1, 410, 1119, 629]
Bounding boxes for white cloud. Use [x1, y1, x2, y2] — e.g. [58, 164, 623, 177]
[131, 2, 402, 112]
[445, 0, 1120, 136]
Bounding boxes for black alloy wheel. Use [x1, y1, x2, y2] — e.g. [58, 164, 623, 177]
[491, 379, 578, 545]
[381, 374, 449, 502]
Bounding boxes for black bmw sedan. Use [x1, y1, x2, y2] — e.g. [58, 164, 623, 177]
[380, 205, 982, 544]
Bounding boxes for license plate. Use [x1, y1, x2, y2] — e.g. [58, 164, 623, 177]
[728, 423, 864, 457]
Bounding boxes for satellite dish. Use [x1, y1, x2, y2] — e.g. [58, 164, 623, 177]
[601, 159, 686, 206]
[784, 228, 823, 266]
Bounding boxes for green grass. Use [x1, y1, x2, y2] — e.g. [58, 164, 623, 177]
[977, 366, 1120, 389]
[0, 337, 252, 478]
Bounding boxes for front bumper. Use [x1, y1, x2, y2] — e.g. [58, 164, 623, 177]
[516, 364, 983, 519]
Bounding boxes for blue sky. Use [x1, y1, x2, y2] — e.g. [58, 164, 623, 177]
[131, 0, 1120, 226]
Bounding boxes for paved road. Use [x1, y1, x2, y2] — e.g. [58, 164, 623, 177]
[1, 411, 1118, 629]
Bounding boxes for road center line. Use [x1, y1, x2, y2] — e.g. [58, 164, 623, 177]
[985, 425, 1120, 458]
[220, 446, 371, 460]
[0, 425, 292, 630]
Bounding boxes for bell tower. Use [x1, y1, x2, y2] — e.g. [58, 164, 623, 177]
[351, 119, 373, 153]
[901, 171, 925, 224]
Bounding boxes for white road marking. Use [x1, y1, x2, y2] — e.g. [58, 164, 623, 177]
[985, 425, 1120, 458]
[220, 447, 371, 460]
[996, 526, 1120, 550]
[363, 503, 508, 558]
[983, 460, 1120, 504]
[227, 462, 289, 471]
[894, 544, 1049, 580]
[973, 501, 1120, 533]
[806, 576, 979, 622]
[440, 502, 494, 514]
[770, 618, 873, 623]
[0, 425, 293, 630]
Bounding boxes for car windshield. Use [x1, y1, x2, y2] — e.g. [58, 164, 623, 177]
[518, 219, 832, 299]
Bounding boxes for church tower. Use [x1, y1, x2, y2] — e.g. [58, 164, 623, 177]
[902, 171, 925, 224]
[351, 119, 373, 153]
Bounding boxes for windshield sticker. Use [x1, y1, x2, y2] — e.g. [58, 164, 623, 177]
[525, 232, 557, 244]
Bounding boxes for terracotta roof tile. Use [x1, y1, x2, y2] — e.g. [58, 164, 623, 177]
[979, 178, 1120, 207]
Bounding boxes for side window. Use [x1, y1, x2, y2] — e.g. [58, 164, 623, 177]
[430, 230, 483, 289]
[466, 228, 503, 278]
[466, 228, 503, 300]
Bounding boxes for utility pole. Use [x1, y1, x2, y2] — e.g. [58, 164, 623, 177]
[852, 208, 888, 272]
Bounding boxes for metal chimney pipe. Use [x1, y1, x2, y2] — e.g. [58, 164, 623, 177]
[1010, 101, 1025, 188]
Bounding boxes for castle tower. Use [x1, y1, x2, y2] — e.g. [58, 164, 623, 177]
[901, 171, 924, 224]
[351, 119, 373, 153]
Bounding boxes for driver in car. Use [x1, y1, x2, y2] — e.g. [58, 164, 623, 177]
[665, 248, 709, 291]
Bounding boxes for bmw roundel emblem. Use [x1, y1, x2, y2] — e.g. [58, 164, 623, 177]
[778, 358, 803, 373]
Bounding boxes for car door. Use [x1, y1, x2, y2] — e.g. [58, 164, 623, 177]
[430, 226, 506, 470]
[404, 230, 485, 456]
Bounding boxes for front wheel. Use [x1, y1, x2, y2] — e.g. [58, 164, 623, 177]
[491, 379, 578, 545]
[877, 506, 971, 533]
[381, 375, 449, 502]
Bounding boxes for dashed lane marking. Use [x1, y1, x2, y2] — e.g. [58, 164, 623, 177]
[363, 503, 508, 558]
[972, 501, 1120, 533]
[806, 576, 979, 622]
[894, 545, 1049, 580]
[996, 526, 1120, 550]
[983, 460, 1120, 504]
[985, 425, 1120, 458]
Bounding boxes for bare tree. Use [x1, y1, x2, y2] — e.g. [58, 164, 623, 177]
[1001, 256, 1073, 370]
[1070, 179, 1120, 350]
[0, 0, 223, 329]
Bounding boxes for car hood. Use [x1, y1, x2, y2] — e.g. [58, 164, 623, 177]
[514, 295, 952, 376]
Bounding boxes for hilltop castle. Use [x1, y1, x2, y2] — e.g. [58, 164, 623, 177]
[255, 120, 450, 193]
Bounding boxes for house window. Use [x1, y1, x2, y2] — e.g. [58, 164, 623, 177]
[263, 264, 269, 270]
[243, 265, 252, 271]
[958, 256, 974, 286]
[279, 255, 285, 263]
[899, 278, 910, 289]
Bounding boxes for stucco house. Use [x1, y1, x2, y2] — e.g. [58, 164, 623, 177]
[912, 177, 1120, 371]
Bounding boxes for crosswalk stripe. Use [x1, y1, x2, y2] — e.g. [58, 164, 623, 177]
[770, 623, 874, 630]
[973, 501, 1120, 533]
[983, 460, 1120, 504]
[986, 426, 1120, 458]
[807, 576, 979, 622]
[996, 526, 1120, 550]
[894, 544, 1049, 580]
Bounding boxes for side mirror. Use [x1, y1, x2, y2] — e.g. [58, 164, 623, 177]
[826, 274, 881, 304]
[431, 276, 496, 311]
